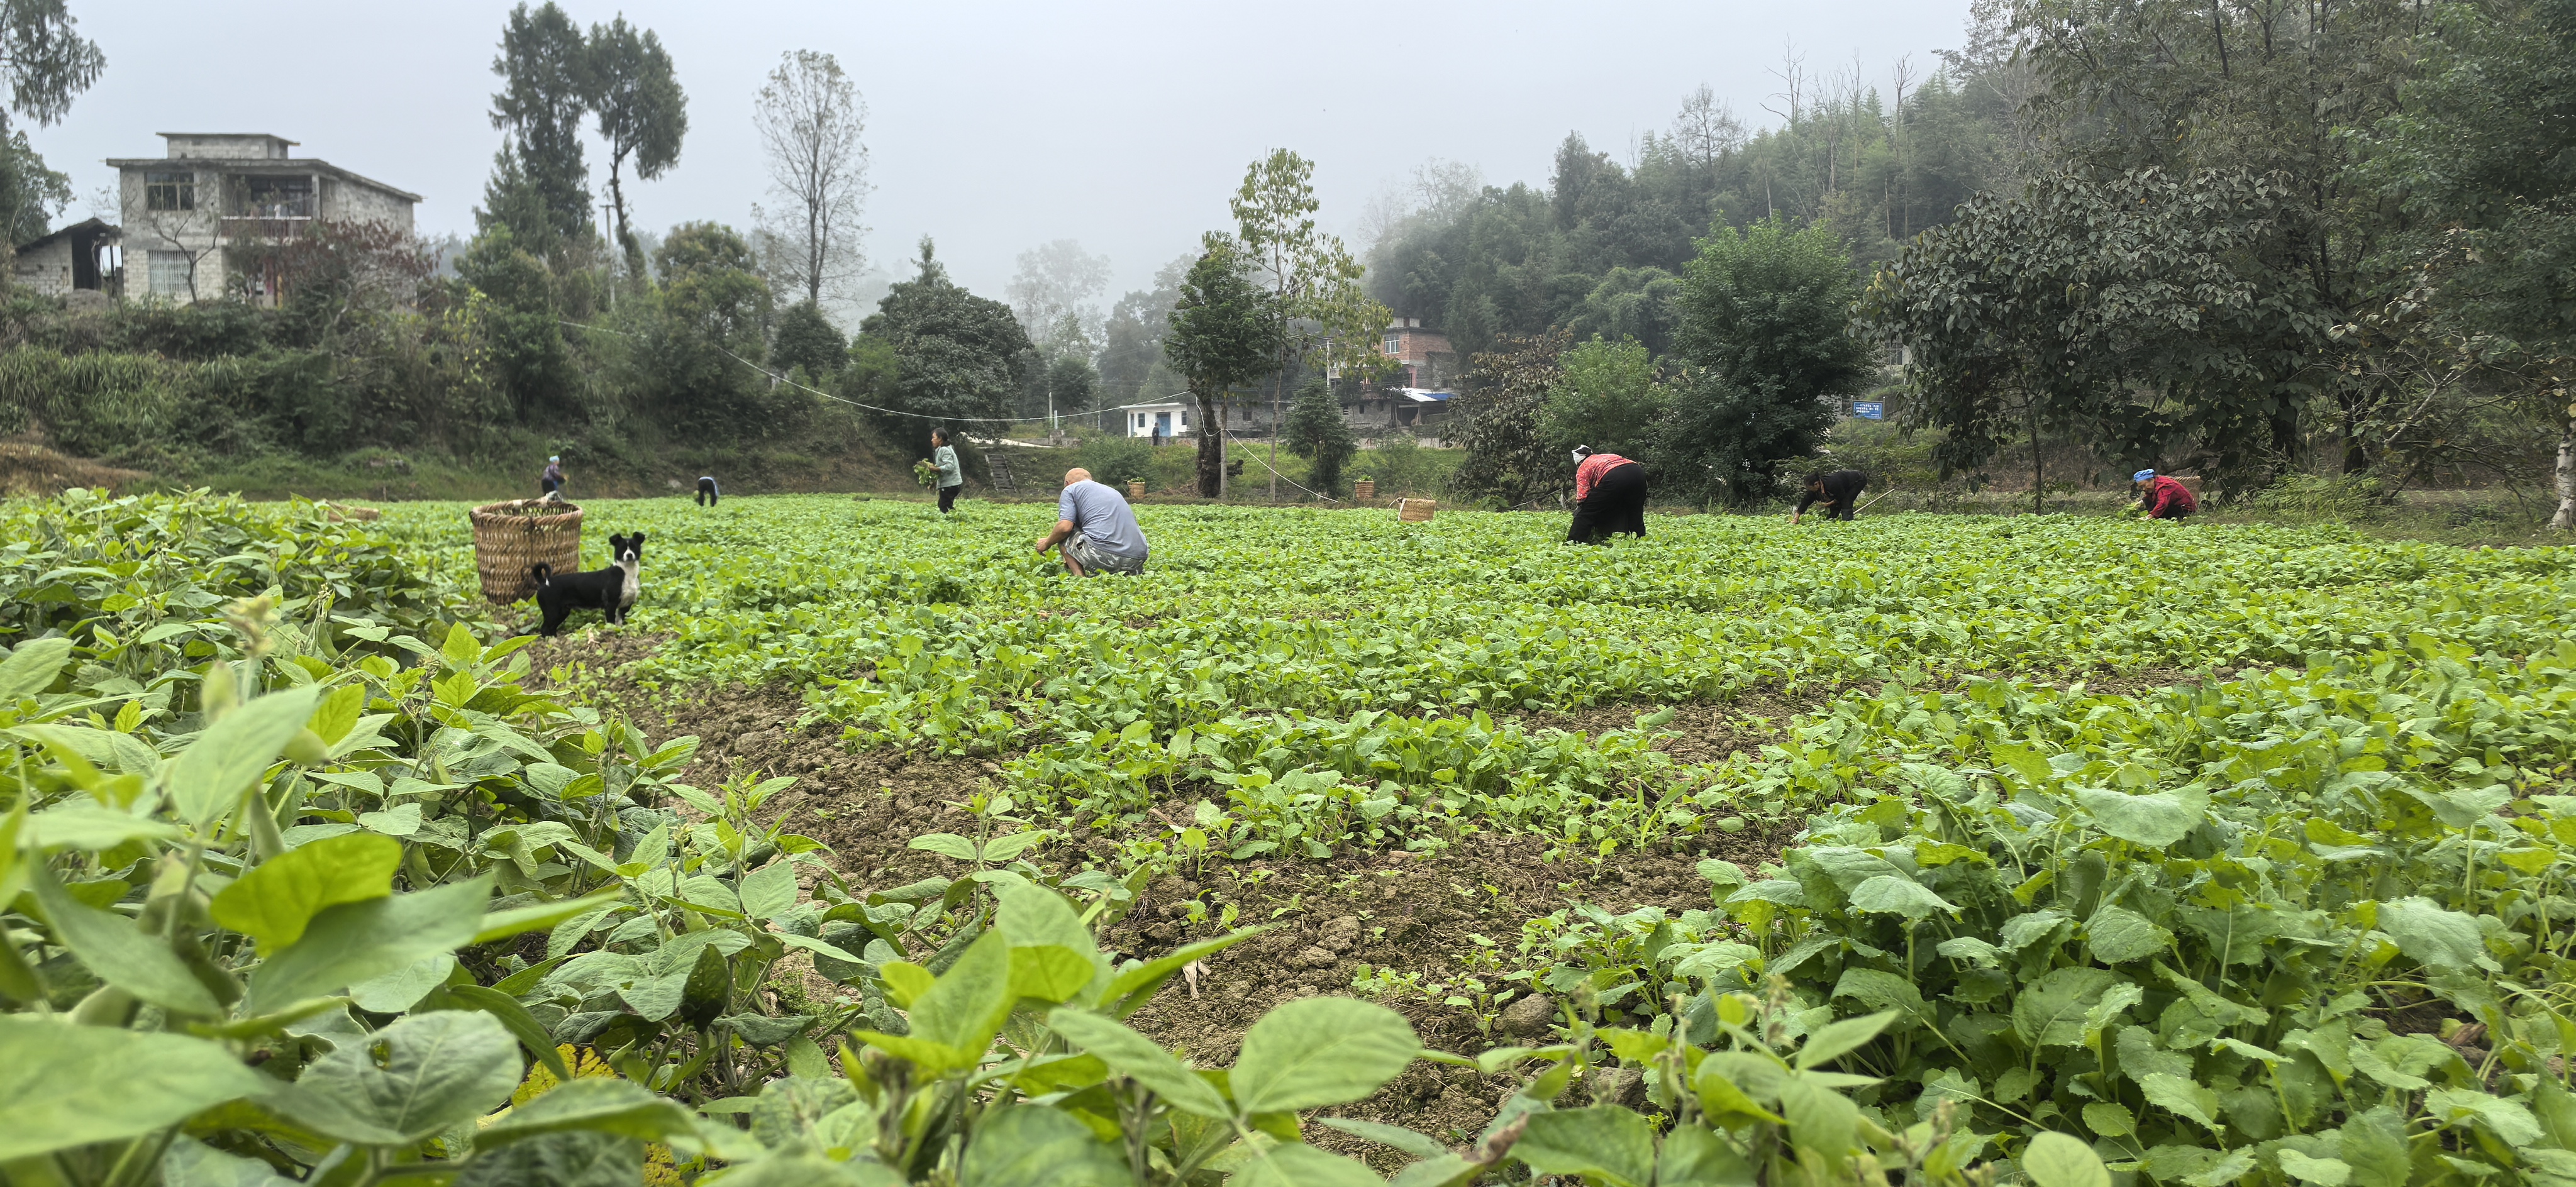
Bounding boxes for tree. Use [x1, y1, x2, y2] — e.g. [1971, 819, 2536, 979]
[1655, 216, 1872, 505]
[1448, 329, 1570, 507]
[585, 16, 687, 287]
[858, 239, 1030, 426]
[1164, 234, 1283, 497]
[2359, 0, 2576, 527]
[772, 299, 847, 377]
[486, 3, 594, 257]
[1282, 378, 1358, 495]
[456, 223, 575, 421]
[0, 0, 98, 250]
[1541, 338, 1668, 461]
[0, 0, 103, 133]
[1857, 168, 2328, 499]
[1007, 239, 1113, 358]
[1096, 254, 1193, 409]
[1231, 150, 1395, 499]
[646, 221, 772, 434]
[753, 50, 870, 308]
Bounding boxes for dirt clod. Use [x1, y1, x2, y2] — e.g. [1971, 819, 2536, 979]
[1499, 994, 1559, 1037]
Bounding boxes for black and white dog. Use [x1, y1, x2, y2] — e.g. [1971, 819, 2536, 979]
[530, 532, 645, 636]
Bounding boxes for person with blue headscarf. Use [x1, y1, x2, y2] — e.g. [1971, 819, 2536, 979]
[2131, 469, 2197, 520]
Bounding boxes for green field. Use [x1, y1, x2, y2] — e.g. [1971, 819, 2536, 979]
[6, 489, 2575, 1184]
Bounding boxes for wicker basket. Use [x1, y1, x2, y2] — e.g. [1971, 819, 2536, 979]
[1397, 497, 1437, 524]
[470, 498, 582, 603]
[319, 502, 382, 523]
[1127, 480, 1146, 499]
[1352, 480, 1376, 500]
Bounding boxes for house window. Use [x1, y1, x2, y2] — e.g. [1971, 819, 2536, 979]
[1383, 332, 1402, 356]
[148, 251, 192, 296]
[240, 175, 315, 219]
[145, 172, 195, 211]
[1177, 412, 1187, 428]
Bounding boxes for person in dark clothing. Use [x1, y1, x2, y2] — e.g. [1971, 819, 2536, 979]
[1794, 468, 1869, 524]
[539, 455, 565, 499]
[1567, 446, 1649, 543]
[696, 476, 719, 507]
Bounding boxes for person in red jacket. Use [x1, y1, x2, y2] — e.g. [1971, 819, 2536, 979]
[1567, 446, 1649, 543]
[2132, 469, 2198, 520]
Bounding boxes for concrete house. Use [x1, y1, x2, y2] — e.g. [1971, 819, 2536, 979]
[106, 133, 419, 304]
[11, 218, 119, 301]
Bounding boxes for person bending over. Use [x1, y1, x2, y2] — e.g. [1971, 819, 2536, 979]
[1567, 446, 1649, 544]
[696, 475, 719, 507]
[1793, 468, 1869, 524]
[2131, 469, 2198, 520]
[540, 455, 565, 500]
[1036, 467, 1150, 576]
[931, 429, 963, 514]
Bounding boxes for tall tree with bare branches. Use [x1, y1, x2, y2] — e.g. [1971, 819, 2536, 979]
[752, 50, 870, 309]
[586, 16, 687, 286]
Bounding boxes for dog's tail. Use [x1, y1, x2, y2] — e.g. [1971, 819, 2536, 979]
[531, 563, 552, 585]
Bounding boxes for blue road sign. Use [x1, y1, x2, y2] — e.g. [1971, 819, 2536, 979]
[1852, 400, 1885, 420]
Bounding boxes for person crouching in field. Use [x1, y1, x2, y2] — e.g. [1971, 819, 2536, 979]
[1567, 446, 1649, 543]
[1793, 468, 1869, 524]
[1036, 468, 1149, 576]
[2131, 469, 2198, 520]
[696, 475, 719, 506]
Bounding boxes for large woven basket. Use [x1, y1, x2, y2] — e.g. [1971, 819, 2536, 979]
[1397, 497, 1437, 524]
[470, 498, 582, 603]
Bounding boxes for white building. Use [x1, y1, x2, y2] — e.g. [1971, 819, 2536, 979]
[105, 133, 419, 304]
[1114, 402, 1194, 439]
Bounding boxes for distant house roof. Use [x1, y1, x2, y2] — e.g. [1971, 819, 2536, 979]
[13, 216, 116, 253]
[1399, 389, 1454, 403]
[103, 155, 423, 204]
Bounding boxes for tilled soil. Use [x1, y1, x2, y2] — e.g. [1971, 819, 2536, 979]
[509, 627, 2238, 1166]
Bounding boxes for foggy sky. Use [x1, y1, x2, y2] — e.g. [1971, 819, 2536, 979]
[25, 0, 1974, 311]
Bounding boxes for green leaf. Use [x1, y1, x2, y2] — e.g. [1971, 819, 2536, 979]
[909, 833, 981, 862]
[2139, 1071, 2223, 1133]
[2081, 1102, 2136, 1138]
[168, 685, 323, 825]
[1228, 1142, 1386, 1187]
[1230, 997, 1421, 1115]
[1778, 1072, 1862, 1160]
[958, 1104, 1136, 1187]
[2276, 1149, 2353, 1186]
[210, 831, 402, 954]
[245, 876, 491, 1013]
[275, 1010, 521, 1144]
[2379, 897, 2502, 973]
[980, 830, 1051, 863]
[1798, 1007, 1902, 1068]
[2425, 1088, 2544, 1147]
[1655, 1125, 1757, 1187]
[738, 860, 798, 921]
[2072, 785, 2207, 847]
[1989, 743, 2055, 787]
[449, 984, 574, 1083]
[163, 1135, 296, 1187]
[0, 1016, 274, 1160]
[2082, 904, 2173, 964]
[2012, 966, 2117, 1049]
[1514, 1106, 1657, 1187]
[475, 886, 628, 945]
[31, 864, 222, 1017]
[479, 1078, 699, 1146]
[1098, 927, 1266, 1019]
[2021, 1131, 2110, 1187]
[0, 637, 72, 700]
[1045, 1008, 1234, 1119]
[25, 802, 184, 849]
[1012, 945, 1102, 1005]
[454, 1130, 641, 1187]
[1846, 874, 1956, 920]
[903, 930, 1016, 1073]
